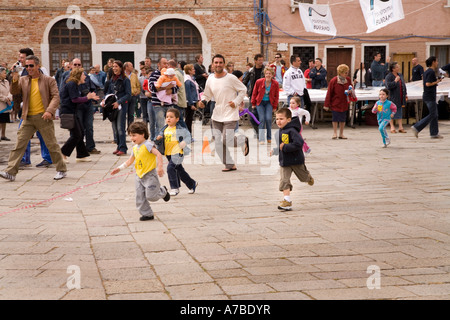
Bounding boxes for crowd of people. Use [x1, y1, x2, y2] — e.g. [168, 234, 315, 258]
[0, 47, 448, 215]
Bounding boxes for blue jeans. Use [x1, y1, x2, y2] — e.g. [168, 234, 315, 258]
[372, 80, 384, 87]
[140, 97, 149, 123]
[127, 96, 137, 127]
[147, 101, 156, 141]
[256, 100, 273, 142]
[154, 105, 171, 136]
[19, 119, 52, 164]
[167, 155, 196, 190]
[414, 100, 439, 137]
[111, 103, 128, 153]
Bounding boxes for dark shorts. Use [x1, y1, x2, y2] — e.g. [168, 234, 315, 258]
[0, 113, 10, 123]
[332, 110, 347, 122]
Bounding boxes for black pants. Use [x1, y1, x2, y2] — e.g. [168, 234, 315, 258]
[61, 113, 90, 158]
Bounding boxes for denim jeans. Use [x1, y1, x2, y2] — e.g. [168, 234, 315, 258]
[140, 97, 149, 123]
[154, 105, 170, 136]
[127, 96, 137, 127]
[19, 119, 52, 164]
[256, 100, 273, 142]
[166, 155, 196, 190]
[147, 101, 156, 141]
[414, 100, 439, 137]
[111, 103, 128, 153]
[372, 80, 384, 87]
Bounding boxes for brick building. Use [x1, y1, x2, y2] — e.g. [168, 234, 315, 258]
[0, 0, 260, 75]
[263, 0, 450, 82]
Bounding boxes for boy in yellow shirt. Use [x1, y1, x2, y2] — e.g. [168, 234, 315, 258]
[156, 108, 198, 196]
[111, 121, 170, 221]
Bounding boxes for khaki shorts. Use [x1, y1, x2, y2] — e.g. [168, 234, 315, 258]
[279, 164, 311, 191]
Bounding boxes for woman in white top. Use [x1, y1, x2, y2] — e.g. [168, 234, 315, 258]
[0, 67, 13, 141]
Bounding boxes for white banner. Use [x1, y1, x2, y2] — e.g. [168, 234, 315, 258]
[359, 0, 405, 33]
[298, 4, 337, 36]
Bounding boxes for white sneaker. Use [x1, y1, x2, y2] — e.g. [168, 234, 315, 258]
[0, 171, 16, 182]
[76, 157, 92, 162]
[169, 189, 179, 196]
[188, 181, 198, 194]
[54, 171, 67, 180]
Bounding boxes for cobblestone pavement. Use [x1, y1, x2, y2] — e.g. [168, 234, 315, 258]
[0, 113, 449, 300]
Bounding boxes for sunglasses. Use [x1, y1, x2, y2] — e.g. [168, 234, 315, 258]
[73, 63, 82, 66]
[25, 64, 35, 68]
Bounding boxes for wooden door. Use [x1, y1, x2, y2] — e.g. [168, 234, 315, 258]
[392, 53, 415, 82]
[326, 48, 352, 82]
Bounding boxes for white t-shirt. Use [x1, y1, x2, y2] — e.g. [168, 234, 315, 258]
[203, 73, 247, 122]
[283, 67, 306, 96]
[289, 107, 310, 123]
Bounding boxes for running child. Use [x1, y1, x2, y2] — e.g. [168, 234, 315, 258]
[289, 96, 311, 155]
[156, 108, 198, 196]
[270, 108, 314, 211]
[372, 88, 397, 148]
[111, 121, 170, 221]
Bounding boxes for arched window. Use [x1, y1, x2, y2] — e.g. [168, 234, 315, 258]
[146, 19, 202, 64]
[49, 19, 92, 75]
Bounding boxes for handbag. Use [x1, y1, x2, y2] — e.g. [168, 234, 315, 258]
[60, 113, 75, 130]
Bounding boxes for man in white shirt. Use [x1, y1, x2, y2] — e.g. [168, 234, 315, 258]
[199, 54, 249, 172]
[283, 54, 306, 107]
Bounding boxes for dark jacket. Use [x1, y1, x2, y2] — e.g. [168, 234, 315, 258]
[309, 66, 328, 89]
[385, 72, 407, 107]
[59, 81, 89, 114]
[104, 75, 131, 107]
[243, 65, 265, 97]
[273, 117, 305, 167]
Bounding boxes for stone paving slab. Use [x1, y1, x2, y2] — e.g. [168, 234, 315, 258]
[0, 114, 449, 300]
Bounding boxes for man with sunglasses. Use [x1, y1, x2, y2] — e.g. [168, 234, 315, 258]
[269, 53, 286, 87]
[1, 55, 67, 181]
[13, 48, 53, 169]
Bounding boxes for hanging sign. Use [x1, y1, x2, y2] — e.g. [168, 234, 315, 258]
[359, 0, 405, 33]
[298, 4, 337, 36]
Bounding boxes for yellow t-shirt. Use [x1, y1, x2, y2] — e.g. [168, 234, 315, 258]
[133, 141, 157, 178]
[164, 126, 183, 156]
[28, 78, 45, 115]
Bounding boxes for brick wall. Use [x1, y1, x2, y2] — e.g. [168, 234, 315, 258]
[0, 0, 260, 72]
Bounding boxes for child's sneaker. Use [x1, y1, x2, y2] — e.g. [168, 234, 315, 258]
[304, 148, 312, 156]
[163, 186, 171, 202]
[169, 189, 179, 196]
[188, 181, 198, 194]
[140, 215, 154, 221]
[308, 177, 314, 186]
[278, 200, 292, 211]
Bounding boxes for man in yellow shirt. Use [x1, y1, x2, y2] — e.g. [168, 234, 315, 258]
[1, 55, 67, 181]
